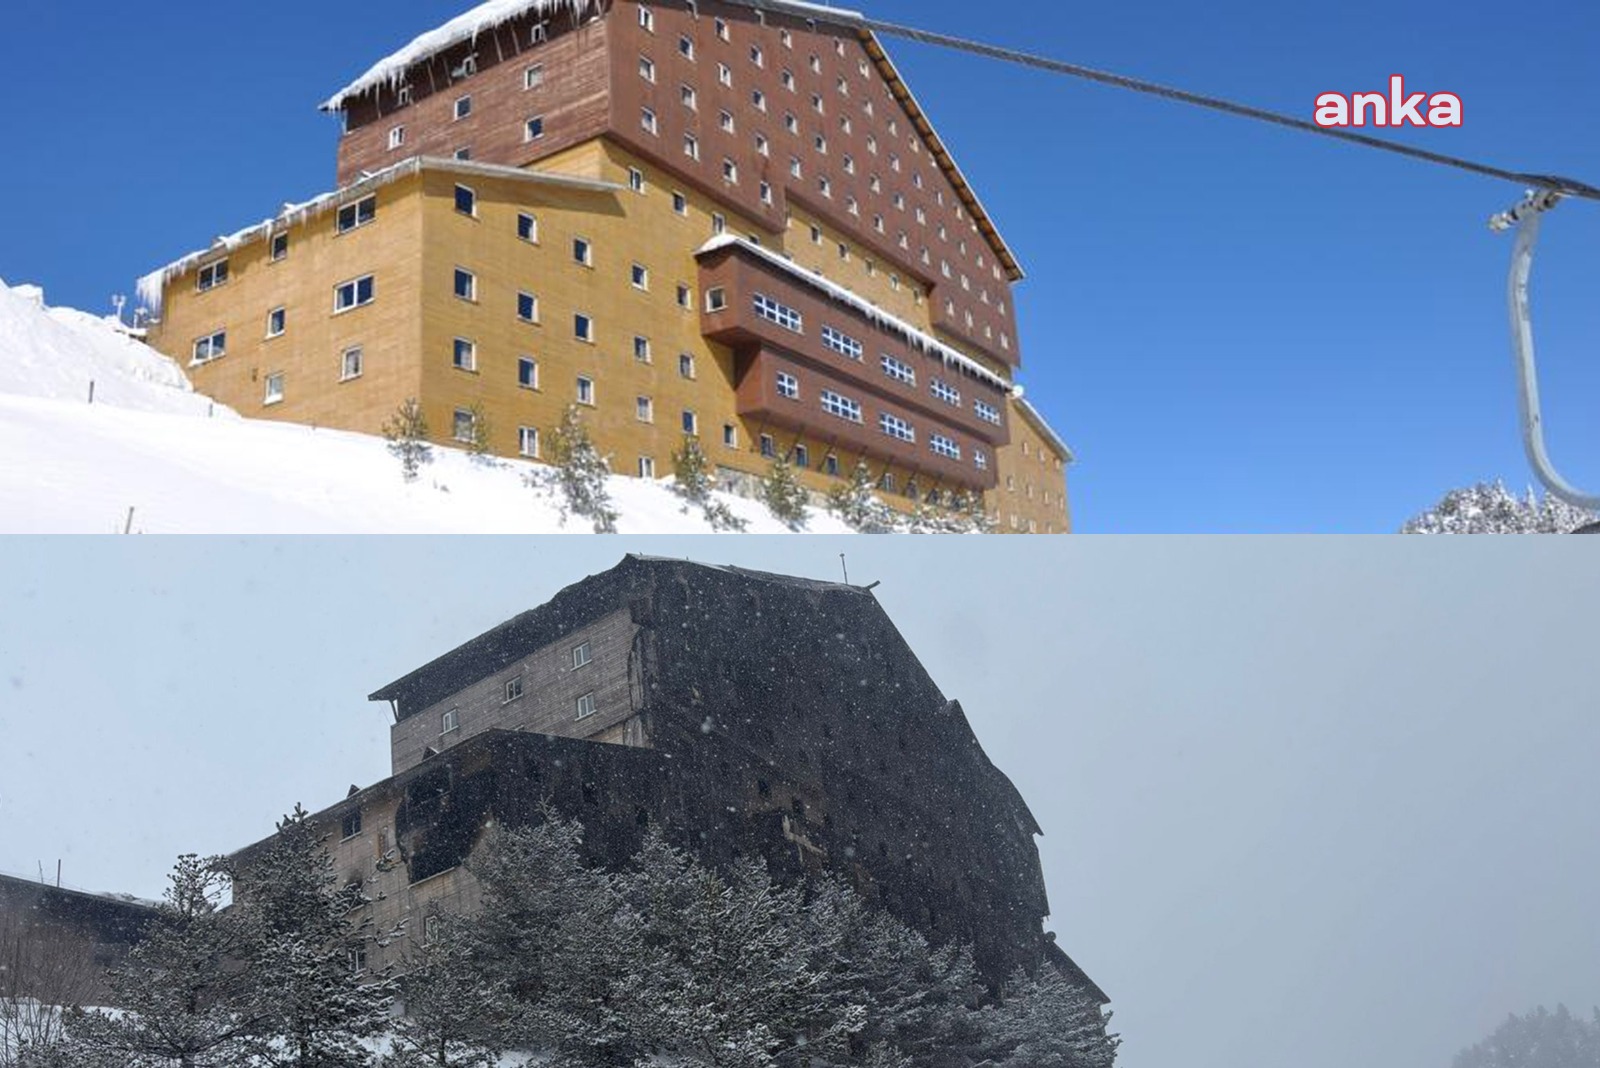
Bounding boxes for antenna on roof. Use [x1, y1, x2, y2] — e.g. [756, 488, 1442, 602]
[839, 553, 849, 584]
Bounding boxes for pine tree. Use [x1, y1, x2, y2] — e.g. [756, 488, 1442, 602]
[537, 406, 619, 534]
[229, 805, 395, 1068]
[380, 912, 500, 1068]
[382, 399, 433, 483]
[671, 435, 747, 532]
[826, 462, 899, 533]
[974, 966, 1119, 1068]
[760, 453, 811, 531]
[55, 854, 260, 1068]
[464, 402, 493, 464]
[1452, 1004, 1600, 1068]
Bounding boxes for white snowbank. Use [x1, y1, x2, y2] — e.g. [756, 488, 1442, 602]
[0, 280, 852, 535]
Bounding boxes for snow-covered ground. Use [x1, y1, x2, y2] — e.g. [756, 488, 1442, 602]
[0, 281, 851, 534]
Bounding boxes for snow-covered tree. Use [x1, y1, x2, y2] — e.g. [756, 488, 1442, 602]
[537, 406, 619, 534]
[972, 966, 1119, 1068]
[1452, 1004, 1600, 1068]
[672, 435, 747, 532]
[54, 854, 259, 1068]
[229, 805, 394, 1068]
[0, 914, 102, 1066]
[1402, 482, 1597, 534]
[826, 462, 900, 533]
[382, 399, 433, 483]
[463, 402, 493, 464]
[380, 912, 500, 1068]
[760, 454, 811, 531]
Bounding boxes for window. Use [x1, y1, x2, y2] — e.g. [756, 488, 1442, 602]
[575, 692, 597, 719]
[704, 287, 727, 312]
[638, 456, 656, 478]
[639, 51, 657, 79]
[196, 260, 229, 291]
[719, 110, 735, 133]
[780, 28, 793, 47]
[710, 212, 725, 234]
[973, 450, 988, 472]
[932, 379, 962, 407]
[638, 4, 654, 30]
[789, 156, 802, 178]
[518, 425, 540, 457]
[572, 237, 592, 265]
[452, 408, 476, 442]
[453, 95, 472, 120]
[750, 44, 764, 67]
[678, 34, 694, 60]
[793, 443, 809, 468]
[524, 116, 545, 141]
[266, 307, 286, 338]
[636, 395, 654, 422]
[334, 274, 375, 313]
[814, 133, 828, 154]
[342, 809, 363, 840]
[675, 283, 692, 309]
[336, 196, 376, 233]
[722, 158, 738, 184]
[754, 134, 769, 157]
[630, 262, 649, 289]
[714, 16, 729, 39]
[717, 62, 732, 87]
[753, 293, 802, 332]
[573, 641, 592, 668]
[821, 326, 863, 360]
[525, 63, 545, 89]
[504, 676, 524, 702]
[722, 423, 737, 447]
[760, 433, 776, 458]
[672, 190, 688, 214]
[628, 167, 645, 193]
[811, 92, 824, 114]
[263, 372, 285, 405]
[752, 89, 767, 111]
[517, 356, 539, 389]
[576, 375, 595, 405]
[930, 434, 962, 460]
[683, 133, 699, 160]
[388, 125, 405, 150]
[974, 400, 1002, 425]
[820, 389, 862, 423]
[397, 84, 413, 106]
[574, 314, 594, 343]
[681, 409, 698, 435]
[442, 709, 459, 733]
[454, 184, 476, 216]
[681, 84, 697, 110]
[784, 111, 798, 134]
[517, 291, 538, 323]
[340, 346, 363, 381]
[350, 948, 367, 976]
[881, 355, 915, 385]
[758, 181, 772, 205]
[679, 353, 695, 378]
[641, 106, 658, 134]
[454, 146, 472, 160]
[270, 233, 288, 262]
[824, 454, 840, 476]
[633, 335, 651, 362]
[452, 337, 476, 371]
[775, 371, 799, 399]
[453, 267, 476, 301]
[880, 412, 915, 442]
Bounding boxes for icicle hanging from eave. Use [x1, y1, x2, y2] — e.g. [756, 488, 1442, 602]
[319, 0, 601, 113]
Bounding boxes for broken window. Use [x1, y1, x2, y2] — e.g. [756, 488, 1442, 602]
[341, 809, 362, 840]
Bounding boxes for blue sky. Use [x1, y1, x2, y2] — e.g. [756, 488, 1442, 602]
[3, 538, 1598, 1068]
[0, 0, 1595, 531]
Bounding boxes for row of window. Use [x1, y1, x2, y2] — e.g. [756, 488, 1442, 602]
[780, 374, 986, 469]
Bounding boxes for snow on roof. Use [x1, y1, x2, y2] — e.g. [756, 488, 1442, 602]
[136, 156, 621, 316]
[695, 234, 1014, 394]
[320, 0, 598, 112]
[1014, 394, 1075, 462]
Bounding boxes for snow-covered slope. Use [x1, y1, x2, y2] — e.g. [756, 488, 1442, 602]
[0, 281, 850, 534]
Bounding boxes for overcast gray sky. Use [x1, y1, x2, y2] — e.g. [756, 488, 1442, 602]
[2, 538, 1596, 1068]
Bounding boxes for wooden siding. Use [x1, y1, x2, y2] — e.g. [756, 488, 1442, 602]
[995, 395, 1072, 533]
[392, 607, 642, 773]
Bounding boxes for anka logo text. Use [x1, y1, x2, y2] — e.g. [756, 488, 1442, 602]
[1314, 76, 1462, 127]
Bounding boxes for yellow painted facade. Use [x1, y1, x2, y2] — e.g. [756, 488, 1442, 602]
[146, 138, 1071, 525]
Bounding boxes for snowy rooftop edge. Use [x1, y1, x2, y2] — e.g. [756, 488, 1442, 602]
[1015, 396, 1075, 463]
[135, 156, 621, 314]
[695, 234, 1014, 394]
[320, 0, 600, 112]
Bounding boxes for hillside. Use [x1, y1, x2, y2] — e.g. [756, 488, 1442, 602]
[0, 281, 852, 534]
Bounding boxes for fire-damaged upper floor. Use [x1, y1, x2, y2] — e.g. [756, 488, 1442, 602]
[354, 554, 1106, 997]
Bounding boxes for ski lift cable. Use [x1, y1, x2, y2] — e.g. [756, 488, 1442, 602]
[1492, 191, 1599, 510]
[746, 1, 1600, 202]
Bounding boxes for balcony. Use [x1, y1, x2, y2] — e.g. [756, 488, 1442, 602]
[697, 239, 1010, 491]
